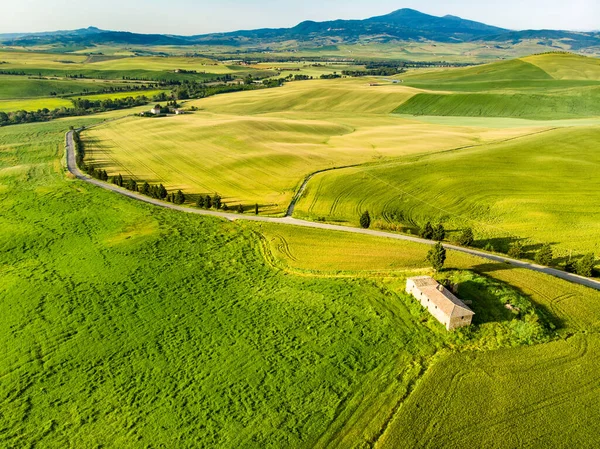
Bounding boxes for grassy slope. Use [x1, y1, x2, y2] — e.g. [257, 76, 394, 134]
[0, 76, 135, 100]
[81, 79, 552, 214]
[0, 120, 453, 448]
[396, 54, 600, 119]
[295, 125, 600, 254]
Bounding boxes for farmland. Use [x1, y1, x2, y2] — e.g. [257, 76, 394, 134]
[2, 43, 600, 449]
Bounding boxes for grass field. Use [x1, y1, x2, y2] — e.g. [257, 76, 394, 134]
[2, 117, 565, 448]
[82, 77, 566, 215]
[5, 49, 600, 447]
[0, 97, 73, 112]
[0, 50, 275, 81]
[294, 125, 600, 255]
[0, 75, 136, 100]
[396, 54, 600, 119]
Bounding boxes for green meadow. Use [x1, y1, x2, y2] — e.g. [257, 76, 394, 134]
[3, 48, 600, 448]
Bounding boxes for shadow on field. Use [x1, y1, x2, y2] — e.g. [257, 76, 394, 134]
[461, 267, 565, 330]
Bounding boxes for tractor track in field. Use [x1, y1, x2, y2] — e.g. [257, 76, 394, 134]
[66, 128, 600, 293]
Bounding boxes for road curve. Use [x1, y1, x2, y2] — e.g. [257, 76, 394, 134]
[65, 130, 600, 292]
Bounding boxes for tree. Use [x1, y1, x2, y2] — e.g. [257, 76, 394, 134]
[212, 194, 222, 210]
[576, 253, 596, 277]
[158, 184, 168, 200]
[222, 203, 229, 211]
[508, 241, 524, 259]
[565, 259, 577, 273]
[174, 190, 185, 205]
[237, 204, 244, 214]
[535, 244, 553, 266]
[457, 228, 474, 247]
[419, 221, 434, 240]
[117, 173, 124, 188]
[196, 195, 206, 208]
[360, 211, 371, 229]
[432, 223, 445, 241]
[255, 203, 259, 215]
[427, 242, 447, 272]
[204, 195, 212, 209]
[140, 182, 150, 195]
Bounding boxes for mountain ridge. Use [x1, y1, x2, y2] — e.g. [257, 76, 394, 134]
[1, 9, 598, 50]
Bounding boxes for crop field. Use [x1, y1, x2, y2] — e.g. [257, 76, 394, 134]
[4, 48, 600, 448]
[0, 75, 136, 100]
[0, 97, 73, 112]
[0, 50, 276, 81]
[396, 54, 600, 118]
[378, 334, 600, 448]
[294, 125, 600, 255]
[82, 78, 561, 215]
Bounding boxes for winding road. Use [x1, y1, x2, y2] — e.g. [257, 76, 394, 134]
[66, 130, 600, 292]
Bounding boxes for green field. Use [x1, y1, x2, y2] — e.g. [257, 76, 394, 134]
[2, 117, 576, 447]
[82, 78, 558, 214]
[4, 47, 600, 448]
[396, 54, 600, 119]
[295, 125, 600, 255]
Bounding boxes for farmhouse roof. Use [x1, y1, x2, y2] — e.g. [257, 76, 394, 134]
[408, 276, 474, 318]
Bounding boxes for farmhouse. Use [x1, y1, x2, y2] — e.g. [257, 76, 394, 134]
[175, 109, 185, 115]
[406, 276, 474, 330]
[150, 104, 162, 115]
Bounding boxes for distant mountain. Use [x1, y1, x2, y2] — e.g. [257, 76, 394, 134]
[191, 9, 509, 44]
[1, 9, 599, 51]
[0, 26, 189, 46]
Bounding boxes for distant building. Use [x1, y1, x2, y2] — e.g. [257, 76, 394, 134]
[151, 105, 162, 115]
[406, 276, 474, 330]
[175, 109, 184, 115]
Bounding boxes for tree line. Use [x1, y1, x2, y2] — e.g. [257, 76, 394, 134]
[359, 212, 597, 276]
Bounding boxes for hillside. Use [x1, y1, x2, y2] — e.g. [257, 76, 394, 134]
[3, 9, 600, 52]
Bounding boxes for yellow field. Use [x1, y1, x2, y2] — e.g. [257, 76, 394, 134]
[253, 222, 600, 331]
[0, 97, 72, 112]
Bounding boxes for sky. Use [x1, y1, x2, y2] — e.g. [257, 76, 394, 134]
[1, 0, 598, 35]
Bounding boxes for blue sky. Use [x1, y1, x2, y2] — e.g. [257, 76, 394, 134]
[1, 0, 598, 34]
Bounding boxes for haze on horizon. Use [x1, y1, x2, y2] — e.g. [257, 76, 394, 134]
[1, 0, 598, 36]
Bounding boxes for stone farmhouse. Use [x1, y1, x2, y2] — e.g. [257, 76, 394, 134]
[406, 276, 474, 330]
[151, 105, 162, 115]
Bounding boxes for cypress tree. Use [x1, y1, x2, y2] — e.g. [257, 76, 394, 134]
[535, 244, 553, 266]
[140, 182, 150, 195]
[237, 204, 244, 214]
[432, 223, 445, 241]
[174, 190, 185, 205]
[576, 253, 596, 277]
[457, 228, 474, 246]
[419, 221, 434, 240]
[508, 241, 524, 259]
[205, 195, 212, 209]
[222, 203, 229, 211]
[360, 211, 371, 229]
[427, 242, 447, 272]
[255, 203, 259, 215]
[212, 194, 222, 210]
[158, 184, 168, 199]
[196, 195, 206, 208]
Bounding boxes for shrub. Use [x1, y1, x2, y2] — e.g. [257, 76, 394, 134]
[427, 242, 447, 272]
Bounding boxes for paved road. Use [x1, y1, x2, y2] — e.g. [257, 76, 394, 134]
[65, 130, 600, 292]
